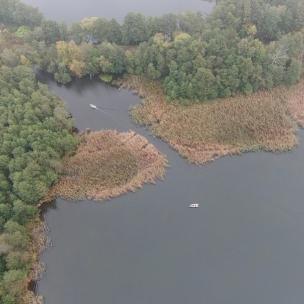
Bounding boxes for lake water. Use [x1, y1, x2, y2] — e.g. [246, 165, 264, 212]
[36, 77, 304, 304]
[28, 1, 304, 303]
[23, 0, 214, 22]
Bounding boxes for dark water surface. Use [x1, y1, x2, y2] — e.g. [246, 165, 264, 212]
[23, 0, 214, 22]
[36, 78, 304, 304]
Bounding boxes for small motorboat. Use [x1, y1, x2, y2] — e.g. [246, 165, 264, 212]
[89, 104, 98, 109]
[189, 203, 200, 208]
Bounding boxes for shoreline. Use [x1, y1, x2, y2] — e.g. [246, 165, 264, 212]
[50, 130, 167, 201]
[30, 75, 303, 303]
[19, 216, 48, 304]
[117, 76, 302, 164]
[29, 129, 167, 304]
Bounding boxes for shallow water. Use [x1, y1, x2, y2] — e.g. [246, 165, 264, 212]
[37, 77, 304, 304]
[23, 0, 214, 22]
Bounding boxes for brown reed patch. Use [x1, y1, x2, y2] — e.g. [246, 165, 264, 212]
[50, 130, 167, 201]
[23, 219, 46, 304]
[117, 76, 299, 164]
[287, 80, 304, 128]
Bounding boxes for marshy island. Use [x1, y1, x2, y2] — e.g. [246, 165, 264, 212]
[0, 0, 304, 303]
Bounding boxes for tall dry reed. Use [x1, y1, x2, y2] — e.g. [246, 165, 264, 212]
[119, 76, 301, 164]
[50, 130, 167, 201]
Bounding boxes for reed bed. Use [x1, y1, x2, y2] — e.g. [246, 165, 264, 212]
[51, 130, 167, 201]
[287, 80, 304, 127]
[23, 219, 46, 304]
[118, 76, 301, 164]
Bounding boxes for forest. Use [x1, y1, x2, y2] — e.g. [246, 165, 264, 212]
[0, 19, 76, 303]
[0, 0, 304, 303]
[1, 0, 302, 102]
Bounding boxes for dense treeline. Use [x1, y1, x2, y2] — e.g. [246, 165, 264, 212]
[0, 34, 76, 303]
[1, 0, 303, 102]
[0, 0, 303, 302]
[0, 0, 42, 28]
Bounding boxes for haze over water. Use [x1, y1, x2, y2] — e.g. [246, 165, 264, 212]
[29, 1, 304, 304]
[23, 0, 214, 22]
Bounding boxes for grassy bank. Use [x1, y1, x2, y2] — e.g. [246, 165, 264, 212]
[50, 130, 167, 201]
[118, 76, 302, 164]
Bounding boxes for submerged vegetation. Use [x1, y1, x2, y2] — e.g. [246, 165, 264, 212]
[50, 131, 167, 201]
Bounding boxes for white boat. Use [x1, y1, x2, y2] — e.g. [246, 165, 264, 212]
[189, 203, 200, 208]
[89, 104, 98, 109]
